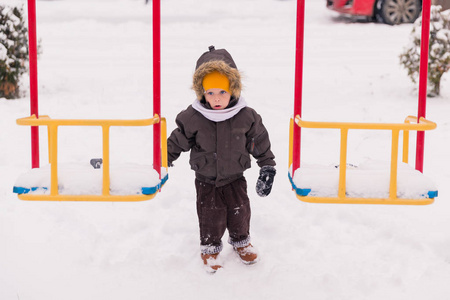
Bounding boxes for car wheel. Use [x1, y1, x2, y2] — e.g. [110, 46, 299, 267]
[376, 0, 422, 25]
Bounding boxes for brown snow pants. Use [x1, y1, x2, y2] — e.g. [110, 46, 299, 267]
[195, 177, 251, 255]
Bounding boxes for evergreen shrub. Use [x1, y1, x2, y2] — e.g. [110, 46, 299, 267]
[400, 6, 450, 97]
[0, 5, 29, 99]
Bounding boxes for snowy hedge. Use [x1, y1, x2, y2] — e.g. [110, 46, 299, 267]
[400, 5, 450, 97]
[0, 5, 28, 99]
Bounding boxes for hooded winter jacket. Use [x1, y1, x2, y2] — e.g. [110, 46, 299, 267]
[167, 101, 275, 187]
[167, 46, 276, 187]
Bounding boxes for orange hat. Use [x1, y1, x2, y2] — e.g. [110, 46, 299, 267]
[202, 71, 230, 93]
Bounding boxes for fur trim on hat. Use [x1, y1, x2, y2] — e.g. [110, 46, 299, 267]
[193, 60, 242, 101]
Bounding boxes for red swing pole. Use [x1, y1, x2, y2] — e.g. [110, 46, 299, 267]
[292, 0, 305, 175]
[27, 0, 40, 168]
[415, 0, 431, 173]
[153, 0, 162, 177]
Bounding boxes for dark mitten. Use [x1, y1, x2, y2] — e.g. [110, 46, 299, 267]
[256, 166, 276, 197]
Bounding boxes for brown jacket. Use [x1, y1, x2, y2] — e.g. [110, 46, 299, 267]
[167, 104, 276, 187]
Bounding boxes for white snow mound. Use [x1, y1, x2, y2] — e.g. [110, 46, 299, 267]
[291, 160, 437, 199]
[14, 163, 168, 195]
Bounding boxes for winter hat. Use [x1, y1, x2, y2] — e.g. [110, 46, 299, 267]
[202, 71, 230, 93]
[193, 45, 242, 100]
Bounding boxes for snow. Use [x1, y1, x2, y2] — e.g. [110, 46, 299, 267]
[1, 0, 450, 299]
[13, 163, 166, 195]
[0, 43, 7, 60]
[436, 29, 450, 42]
[291, 160, 437, 199]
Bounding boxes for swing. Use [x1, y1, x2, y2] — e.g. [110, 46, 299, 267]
[13, 0, 167, 202]
[289, 0, 438, 205]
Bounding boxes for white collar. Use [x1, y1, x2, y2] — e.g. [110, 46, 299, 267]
[192, 97, 247, 122]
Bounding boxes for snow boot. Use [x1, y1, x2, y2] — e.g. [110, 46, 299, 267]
[201, 253, 223, 273]
[234, 244, 259, 265]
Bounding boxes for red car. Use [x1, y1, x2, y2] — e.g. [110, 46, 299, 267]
[326, 0, 422, 25]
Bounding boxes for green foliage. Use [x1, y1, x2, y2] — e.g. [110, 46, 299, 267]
[400, 5, 450, 97]
[0, 5, 28, 99]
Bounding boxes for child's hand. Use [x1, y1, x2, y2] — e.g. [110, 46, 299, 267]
[256, 166, 276, 197]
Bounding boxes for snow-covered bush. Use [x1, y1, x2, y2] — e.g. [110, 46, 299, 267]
[400, 5, 450, 97]
[0, 5, 28, 99]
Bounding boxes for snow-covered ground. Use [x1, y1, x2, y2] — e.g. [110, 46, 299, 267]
[1, 0, 450, 299]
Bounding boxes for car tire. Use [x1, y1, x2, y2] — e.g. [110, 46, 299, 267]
[376, 0, 422, 25]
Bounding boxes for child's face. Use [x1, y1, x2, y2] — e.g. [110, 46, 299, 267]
[204, 88, 231, 110]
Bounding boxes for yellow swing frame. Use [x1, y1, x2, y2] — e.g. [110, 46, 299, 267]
[16, 115, 168, 202]
[289, 116, 437, 205]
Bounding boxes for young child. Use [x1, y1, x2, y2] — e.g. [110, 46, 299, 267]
[167, 46, 276, 272]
